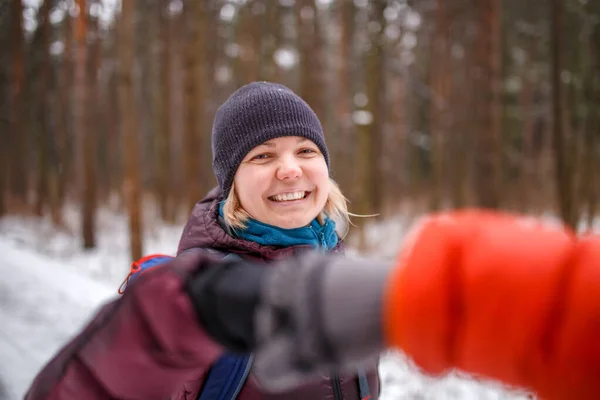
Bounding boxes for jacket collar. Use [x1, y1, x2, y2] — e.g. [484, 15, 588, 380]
[177, 187, 345, 262]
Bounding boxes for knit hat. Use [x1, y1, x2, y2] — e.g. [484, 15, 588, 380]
[212, 81, 330, 197]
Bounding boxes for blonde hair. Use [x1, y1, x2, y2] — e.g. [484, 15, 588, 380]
[222, 178, 351, 236]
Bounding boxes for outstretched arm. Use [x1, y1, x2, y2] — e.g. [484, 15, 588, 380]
[27, 211, 600, 400]
[197, 211, 600, 400]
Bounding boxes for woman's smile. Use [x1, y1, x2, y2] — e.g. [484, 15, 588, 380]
[268, 190, 311, 203]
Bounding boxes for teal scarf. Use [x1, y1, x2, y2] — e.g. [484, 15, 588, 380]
[218, 202, 338, 251]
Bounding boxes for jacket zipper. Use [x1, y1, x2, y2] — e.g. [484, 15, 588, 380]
[332, 372, 343, 400]
[310, 226, 328, 249]
[227, 354, 254, 400]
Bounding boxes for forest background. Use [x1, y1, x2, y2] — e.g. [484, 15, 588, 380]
[2, 0, 600, 259]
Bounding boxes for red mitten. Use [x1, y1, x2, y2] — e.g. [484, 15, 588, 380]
[383, 211, 600, 400]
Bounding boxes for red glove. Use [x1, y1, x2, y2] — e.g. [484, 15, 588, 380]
[383, 211, 600, 400]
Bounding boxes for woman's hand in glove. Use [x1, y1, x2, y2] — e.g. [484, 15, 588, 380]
[188, 210, 600, 400]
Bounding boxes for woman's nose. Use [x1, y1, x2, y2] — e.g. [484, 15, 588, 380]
[276, 155, 302, 180]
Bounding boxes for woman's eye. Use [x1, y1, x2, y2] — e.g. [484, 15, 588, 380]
[299, 148, 316, 155]
[251, 153, 270, 160]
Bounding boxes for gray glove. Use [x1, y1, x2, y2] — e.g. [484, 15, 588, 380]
[252, 252, 391, 391]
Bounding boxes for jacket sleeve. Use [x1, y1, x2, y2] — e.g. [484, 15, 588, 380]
[24, 251, 224, 400]
[383, 211, 600, 400]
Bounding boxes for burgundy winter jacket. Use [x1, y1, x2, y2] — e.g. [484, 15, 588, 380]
[25, 187, 380, 400]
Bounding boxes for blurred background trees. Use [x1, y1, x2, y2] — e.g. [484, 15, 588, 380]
[2, 0, 599, 258]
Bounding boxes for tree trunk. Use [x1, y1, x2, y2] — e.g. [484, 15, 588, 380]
[9, 0, 27, 206]
[297, 0, 324, 121]
[104, 17, 121, 209]
[429, 0, 451, 211]
[365, 1, 386, 213]
[47, 11, 66, 225]
[234, 1, 262, 87]
[517, 36, 536, 212]
[35, 0, 52, 217]
[333, 0, 355, 191]
[73, 0, 96, 248]
[388, 63, 407, 202]
[550, 0, 577, 229]
[94, 8, 113, 205]
[260, 2, 281, 82]
[56, 10, 72, 213]
[473, 0, 502, 209]
[584, 2, 600, 229]
[155, 0, 174, 223]
[86, 4, 102, 229]
[184, 2, 207, 213]
[0, 3, 10, 215]
[83, 9, 97, 246]
[447, 5, 474, 209]
[119, 0, 143, 260]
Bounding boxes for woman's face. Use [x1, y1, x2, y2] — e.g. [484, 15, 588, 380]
[233, 136, 329, 229]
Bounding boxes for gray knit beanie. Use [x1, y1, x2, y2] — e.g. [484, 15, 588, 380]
[212, 81, 330, 197]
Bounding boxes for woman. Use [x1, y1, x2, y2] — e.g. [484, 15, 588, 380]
[25, 82, 380, 400]
[26, 82, 600, 400]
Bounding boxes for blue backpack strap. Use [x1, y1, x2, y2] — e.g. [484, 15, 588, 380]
[197, 353, 253, 400]
[356, 366, 371, 400]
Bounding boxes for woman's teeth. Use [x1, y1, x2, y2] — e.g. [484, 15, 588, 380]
[270, 191, 307, 202]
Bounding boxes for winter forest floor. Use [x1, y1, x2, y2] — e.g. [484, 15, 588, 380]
[0, 203, 541, 399]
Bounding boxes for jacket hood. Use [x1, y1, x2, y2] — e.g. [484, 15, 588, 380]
[177, 187, 344, 261]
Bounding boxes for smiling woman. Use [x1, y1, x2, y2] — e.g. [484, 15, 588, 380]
[24, 82, 379, 400]
[181, 82, 377, 398]
[182, 82, 377, 398]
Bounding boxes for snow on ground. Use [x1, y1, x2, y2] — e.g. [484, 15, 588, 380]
[0, 204, 535, 399]
[0, 236, 116, 399]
